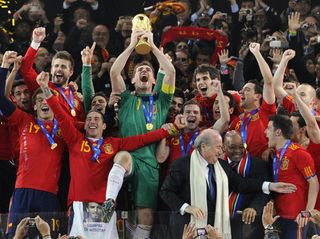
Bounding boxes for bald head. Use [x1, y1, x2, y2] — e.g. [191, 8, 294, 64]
[195, 129, 222, 164]
[92, 25, 109, 48]
[297, 84, 316, 107]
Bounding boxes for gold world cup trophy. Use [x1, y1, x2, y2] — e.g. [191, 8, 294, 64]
[132, 14, 152, 55]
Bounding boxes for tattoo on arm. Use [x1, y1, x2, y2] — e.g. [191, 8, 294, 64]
[42, 86, 53, 98]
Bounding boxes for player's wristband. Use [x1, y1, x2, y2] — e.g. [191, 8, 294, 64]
[168, 123, 180, 136]
[289, 30, 297, 36]
[42, 235, 51, 239]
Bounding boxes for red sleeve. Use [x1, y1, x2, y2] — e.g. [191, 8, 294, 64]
[282, 95, 296, 114]
[20, 47, 40, 93]
[229, 117, 240, 131]
[259, 100, 276, 124]
[294, 149, 316, 180]
[46, 95, 81, 145]
[7, 107, 32, 131]
[112, 129, 170, 152]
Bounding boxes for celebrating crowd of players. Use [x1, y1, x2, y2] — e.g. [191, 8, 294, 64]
[1, 3, 320, 239]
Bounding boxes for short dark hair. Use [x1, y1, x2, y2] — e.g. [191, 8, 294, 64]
[223, 91, 235, 109]
[133, 60, 155, 74]
[269, 114, 294, 139]
[248, 79, 263, 94]
[86, 109, 105, 122]
[31, 88, 54, 106]
[12, 80, 26, 95]
[291, 111, 306, 128]
[316, 88, 320, 100]
[92, 91, 108, 102]
[174, 88, 185, 100]
[193, 64, 220, 82]
[182, 99, 201, 112]
[52, 51, 74, 69]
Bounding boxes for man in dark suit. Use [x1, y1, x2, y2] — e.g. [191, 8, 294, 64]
[160, 129, 297, 239]
[224, 130, 270, 239]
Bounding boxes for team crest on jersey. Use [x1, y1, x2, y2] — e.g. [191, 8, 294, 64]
[53, 90, 59, 97]
[172, 138, 180, 145]
[280, 157, 289, 170]
[103, 144, 113, 154]
[289, 144, 299, 150]
[56, 129, 62, 137]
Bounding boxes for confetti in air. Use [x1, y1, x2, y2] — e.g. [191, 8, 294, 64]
[0, 0, 19, 43]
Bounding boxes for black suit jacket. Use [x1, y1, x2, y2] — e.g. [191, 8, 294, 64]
[228, 157, 271, 239]
[160, 155, 265, 239]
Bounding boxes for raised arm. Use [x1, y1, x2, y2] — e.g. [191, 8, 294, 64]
[36, 71, 80, 145]
[144, 32, 176, 89]
[110, 31, 141, 93]
[249, 43, 275, 104]
[212, 80, 230, 133]
[273, 49, 296, 104]
[293, 88, 320, 144]
[5, 56, 22, 97]
[81, 42, 96, 113]
[20, 27, 46, 93]
[0, 51, 18, 116]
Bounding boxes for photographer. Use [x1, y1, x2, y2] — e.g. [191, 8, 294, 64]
[14, 216, 51, 239]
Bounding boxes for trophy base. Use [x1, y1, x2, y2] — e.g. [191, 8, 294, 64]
[135, 43, 152, 55]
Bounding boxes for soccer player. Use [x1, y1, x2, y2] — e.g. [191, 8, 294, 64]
[0, 51, 66, 237]
[273, 49, 318, 116]
[20, 27, 85, 121]
[110, 29, 176, 238]
[265, 114, 319, 239]
[36, 70, 184, 239]
[229, 43, 276, 160]
[157, 79, 231, 166]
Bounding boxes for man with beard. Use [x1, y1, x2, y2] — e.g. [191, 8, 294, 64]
[224, 131, 270, 239]
[265, 114, 319, 239]
[36, 71, 183, 239]
[20, 27, 85, 121]
[0, 52, 66, 238]
[166, 88, 185, 123]
[0, 56, 32, 215]
[157, 79, 231, 166]
[229, 43, 276, 159]
[110, 30, 175, 238]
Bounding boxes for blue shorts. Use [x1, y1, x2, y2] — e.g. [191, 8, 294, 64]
[6, 188, 60, 238]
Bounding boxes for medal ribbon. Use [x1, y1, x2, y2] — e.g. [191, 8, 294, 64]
[35, 118, 58, 147]
[88, 137, 104, 162]
[273, 140, 291, 182]
[229, 153, 251, 217]
[141, 96, 154, 125]
[179, 130, 199, 157]
[57, 87, 75, 113]
[240, 109, 259, 148]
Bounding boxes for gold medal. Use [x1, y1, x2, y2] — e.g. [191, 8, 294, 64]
[51, 143, 58, 150]
[146, 123, 153, 131]
[243, 143, 247, 149]
[71, 109, 76, 117]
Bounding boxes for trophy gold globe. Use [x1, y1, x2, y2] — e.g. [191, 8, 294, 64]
[132, 14, 152, 55]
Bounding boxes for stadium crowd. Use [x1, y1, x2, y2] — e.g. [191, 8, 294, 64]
[1, 0, 320, 239]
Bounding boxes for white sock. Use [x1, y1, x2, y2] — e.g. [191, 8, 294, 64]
[134, 224, 151, 239]
[105, 163, 126, 200]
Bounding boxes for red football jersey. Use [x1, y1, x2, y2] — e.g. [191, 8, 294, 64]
[307, 140, 320, 210]
[229, 100, 276, 158]
[194, 94, 217, 128]
[46, 96, 170, 204]
[274, 143, 316, 219]
[167, 130, 200, 166]
[282, 94, 296, 114]
[21, 47, 85, 121]
[7, 109, 66, 194]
